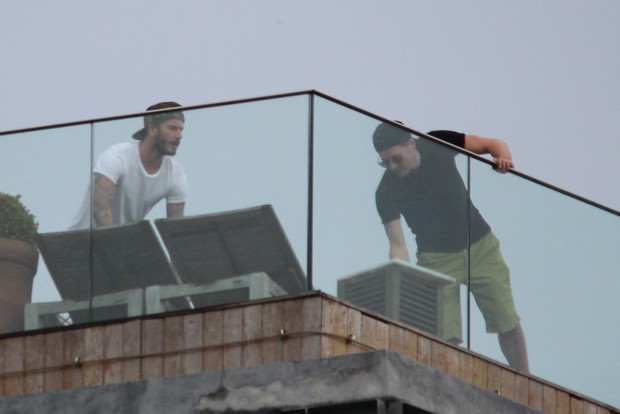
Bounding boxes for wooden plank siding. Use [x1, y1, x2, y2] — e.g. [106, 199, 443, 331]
[0, 292, 616, 414]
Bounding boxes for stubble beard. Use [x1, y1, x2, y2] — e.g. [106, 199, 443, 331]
[154, 130, 178, 157]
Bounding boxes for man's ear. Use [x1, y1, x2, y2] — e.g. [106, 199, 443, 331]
[147, 123, 158, 137]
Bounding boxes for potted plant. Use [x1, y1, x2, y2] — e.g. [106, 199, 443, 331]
[0, 192, 39, 334]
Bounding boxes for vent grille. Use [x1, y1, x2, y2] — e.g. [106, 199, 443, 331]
[399, 276, 438, 334]
[337, 262, 449, 338]
[337, 273, 387, 315]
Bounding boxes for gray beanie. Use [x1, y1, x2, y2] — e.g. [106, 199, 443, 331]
[372, 122, 412, 152]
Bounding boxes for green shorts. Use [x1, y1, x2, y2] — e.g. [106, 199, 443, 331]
[416, 232, 520, 343]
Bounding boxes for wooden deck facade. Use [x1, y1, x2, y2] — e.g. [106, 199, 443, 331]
[0, 291, 616, 414]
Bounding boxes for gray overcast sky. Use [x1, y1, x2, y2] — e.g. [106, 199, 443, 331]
[2, 0, 619, 211]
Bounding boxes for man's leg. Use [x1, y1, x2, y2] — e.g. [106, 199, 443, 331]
[498, 322, 529, 373]
[469, 233, 529, 372]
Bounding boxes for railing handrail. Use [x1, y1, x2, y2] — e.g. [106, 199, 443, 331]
[2, 89, 618, 217]
[0, 90, 317, 137]
[312, 90, 620, 217]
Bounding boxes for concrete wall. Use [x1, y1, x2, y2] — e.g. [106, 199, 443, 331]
[0, 350, 543, 414]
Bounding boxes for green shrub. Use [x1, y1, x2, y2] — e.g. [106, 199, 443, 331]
[0, 192, 39, 245]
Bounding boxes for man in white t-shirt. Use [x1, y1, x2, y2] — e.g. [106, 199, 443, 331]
[69, 102, 188, 229]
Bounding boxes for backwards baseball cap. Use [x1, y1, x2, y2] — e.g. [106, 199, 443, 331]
[372, 121, 413, 152]
[132, 101, 185, 140]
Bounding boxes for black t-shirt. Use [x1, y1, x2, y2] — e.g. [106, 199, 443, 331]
[375, 130, 491, 253]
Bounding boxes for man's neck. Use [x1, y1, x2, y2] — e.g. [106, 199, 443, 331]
[138, 140, 164, 174]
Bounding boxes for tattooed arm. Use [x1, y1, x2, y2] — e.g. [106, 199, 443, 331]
[92, 173, 116, 227]
[166, 202, 185, 219]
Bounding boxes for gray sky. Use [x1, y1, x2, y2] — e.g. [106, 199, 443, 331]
[2, 1, 619, 408]
[2, 0, 619, 211]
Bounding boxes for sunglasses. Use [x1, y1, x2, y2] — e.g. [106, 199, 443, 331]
[378, 154, 403, 168]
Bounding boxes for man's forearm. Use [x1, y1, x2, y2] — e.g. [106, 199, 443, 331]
[389, 245, 410, 262]
[464, 134, 514, 171]
[92, 173, 116, 227]
[384, 219, 410, 262]
[167, 202, 185, 218]
[93, 207, 114, 227]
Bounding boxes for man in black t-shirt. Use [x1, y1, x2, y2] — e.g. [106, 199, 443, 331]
[373, 122, 529, 373]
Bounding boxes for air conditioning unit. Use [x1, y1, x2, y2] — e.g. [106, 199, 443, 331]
[337, 260, 455, 338]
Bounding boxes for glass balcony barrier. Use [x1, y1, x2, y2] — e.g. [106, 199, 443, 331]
[1, 91, 618, 408]
[311, 93, 619, 408]
[469, 157, 620, 407]
[0, 124, 92, 334]
[0, 93, 311, 335]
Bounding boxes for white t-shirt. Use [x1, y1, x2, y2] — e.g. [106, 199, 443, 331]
[69, 142, 188, 230]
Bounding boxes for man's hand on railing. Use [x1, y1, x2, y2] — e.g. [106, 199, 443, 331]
[493, 156, 514, 173]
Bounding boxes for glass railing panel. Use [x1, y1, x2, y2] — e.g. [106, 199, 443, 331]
[312, 97, 387, 293]
[313, 96, 471, 345]
[0, 125, 92, 334]
[83, 95, 310, 323]
[469, 159, 620, 407]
